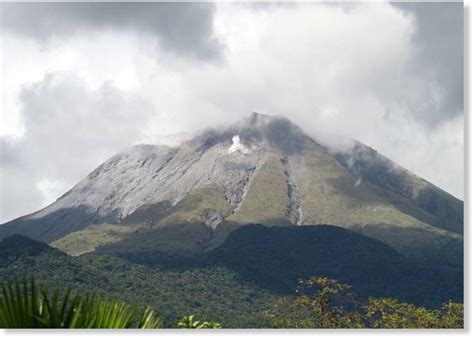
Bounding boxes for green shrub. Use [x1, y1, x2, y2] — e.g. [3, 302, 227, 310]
[177, 315, 221, 329]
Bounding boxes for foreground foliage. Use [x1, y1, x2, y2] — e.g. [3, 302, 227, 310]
[177, 315, 221, 329]
[262, 277, 463, 329]
[0, 279, 160, 328]
[0, 279, 219, 329]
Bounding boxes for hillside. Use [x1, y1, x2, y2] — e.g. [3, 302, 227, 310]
[0, 234, 274, 328]
[207, 225, 462, 307]
[1, 224, 461, 328]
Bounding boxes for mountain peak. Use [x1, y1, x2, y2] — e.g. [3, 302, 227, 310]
[236, 113, 310, 155]
[235, 112, 293, 130]
[194, 112, 310, 156]
[244, 111, 283, 126]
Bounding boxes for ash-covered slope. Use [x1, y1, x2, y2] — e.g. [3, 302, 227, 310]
[0, 113, 463, 264]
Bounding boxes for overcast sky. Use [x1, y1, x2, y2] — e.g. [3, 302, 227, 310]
[0, 1, 464, 223]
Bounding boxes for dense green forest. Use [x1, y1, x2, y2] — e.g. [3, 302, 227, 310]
[0, 226, 464, 328]
[0, 234, 274, 327]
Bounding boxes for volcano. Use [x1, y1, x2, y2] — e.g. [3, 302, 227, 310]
[0, 113, 463, 266]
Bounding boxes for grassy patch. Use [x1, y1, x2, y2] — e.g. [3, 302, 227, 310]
[228, 154, 290, 226]
[50, 224, 138, 256]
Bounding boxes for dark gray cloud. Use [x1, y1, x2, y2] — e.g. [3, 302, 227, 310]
[0, 2, 221, 60]
[392, 1, 463, 125]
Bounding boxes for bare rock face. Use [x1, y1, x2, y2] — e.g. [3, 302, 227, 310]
[0, 113, 463, 265]
[203, 209, 224, 229]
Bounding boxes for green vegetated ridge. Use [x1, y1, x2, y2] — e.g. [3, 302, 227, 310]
[227, 154, 291, 226]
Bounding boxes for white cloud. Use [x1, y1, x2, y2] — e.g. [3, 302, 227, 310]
[0, 2, 463, 222]
[0, 72, 155, 222]
[36, 178, 64, 206]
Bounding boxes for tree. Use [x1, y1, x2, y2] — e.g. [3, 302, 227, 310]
[262, 276, 362, 328]
[363, 297, 438, 328]
[263, 276, 463, 329]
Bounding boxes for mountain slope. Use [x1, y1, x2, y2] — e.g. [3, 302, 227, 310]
[330, 142, 463, 234]
[0, 225, 462, 317]
[0, 113, 463, 265]
[207, 225, 462, 307]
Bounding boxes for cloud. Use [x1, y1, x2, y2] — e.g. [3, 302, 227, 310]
[140, 2, 463, 196]
[0, 2, 221, 60]
[0, 2, 464, 222]
[392, 1, 463, 125]
[0, 72, 155, 222]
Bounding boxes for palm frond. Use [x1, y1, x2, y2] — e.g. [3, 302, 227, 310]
[0, 278, 161, 329]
